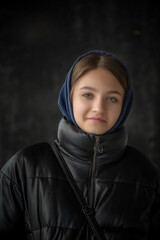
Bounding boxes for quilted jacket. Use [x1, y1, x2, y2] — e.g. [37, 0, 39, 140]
[0, 118, 160, 240]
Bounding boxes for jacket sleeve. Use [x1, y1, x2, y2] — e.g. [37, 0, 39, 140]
[0, 160, 26, 239]
[148, 177, 160, 240]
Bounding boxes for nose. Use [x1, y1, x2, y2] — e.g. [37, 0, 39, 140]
[92, 97, 105, 113]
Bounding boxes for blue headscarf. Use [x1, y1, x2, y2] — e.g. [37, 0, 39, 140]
[58, 50, 133, 134]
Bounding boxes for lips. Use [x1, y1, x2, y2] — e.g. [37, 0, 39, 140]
[87, 117, 106, 122]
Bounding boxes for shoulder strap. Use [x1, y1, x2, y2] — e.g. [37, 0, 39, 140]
[48, 140, 106, 240]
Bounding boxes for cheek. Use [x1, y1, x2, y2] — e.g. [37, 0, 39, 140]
[72, 97, 89, 119]
[113, 104, 123, 119]
[73, 101, 86, 115]
[107, 103, 123, 119]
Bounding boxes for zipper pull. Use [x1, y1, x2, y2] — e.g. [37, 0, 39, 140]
[94, 136, 103, 153]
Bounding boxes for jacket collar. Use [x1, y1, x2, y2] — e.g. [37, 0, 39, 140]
[57, 118, 128, 165]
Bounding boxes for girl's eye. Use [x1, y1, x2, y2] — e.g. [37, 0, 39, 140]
[107, 97, 117, 102]
[83, 93, 93, 98]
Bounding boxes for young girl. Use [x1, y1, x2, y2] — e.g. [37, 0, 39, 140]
[0, 50, 160, 240]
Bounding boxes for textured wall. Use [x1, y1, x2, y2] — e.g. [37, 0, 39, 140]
[0, 1, 160, 169]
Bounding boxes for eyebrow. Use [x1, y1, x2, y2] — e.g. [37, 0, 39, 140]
[80, 86, 122, 95]
[80, 86, 97, 91]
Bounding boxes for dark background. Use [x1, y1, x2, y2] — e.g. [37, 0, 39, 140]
[0, 1, 160, 169]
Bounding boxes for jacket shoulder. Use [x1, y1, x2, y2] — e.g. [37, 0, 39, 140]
[125, 145, 159, 170]
[0, 142, 65, 183]
[120, 145, 160, 187]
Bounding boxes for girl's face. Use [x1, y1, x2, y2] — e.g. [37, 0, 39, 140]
[72, 68, 125, 135]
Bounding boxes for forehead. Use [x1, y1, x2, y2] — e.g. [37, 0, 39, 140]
[74, 68, 124, 92]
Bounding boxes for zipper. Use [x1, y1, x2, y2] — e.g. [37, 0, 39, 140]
[88, 136, 103, 208]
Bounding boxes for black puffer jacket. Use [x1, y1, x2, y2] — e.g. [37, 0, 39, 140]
[0, 118, 160, 240]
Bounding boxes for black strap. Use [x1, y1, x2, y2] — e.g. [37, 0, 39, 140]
[49, 140, 106, 240]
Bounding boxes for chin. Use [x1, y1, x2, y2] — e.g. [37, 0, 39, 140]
[85, 128, 108, 135]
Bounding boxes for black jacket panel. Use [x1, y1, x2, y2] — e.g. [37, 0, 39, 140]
[0, 119, 160, 240]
